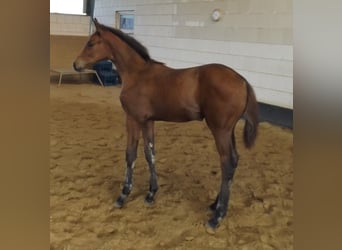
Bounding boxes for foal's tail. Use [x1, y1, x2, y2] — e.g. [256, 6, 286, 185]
[242, 82, 259, 149]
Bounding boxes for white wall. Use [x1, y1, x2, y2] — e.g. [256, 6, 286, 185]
[50, 13, 91, 36]
[93, 0, 293, 109]
[145, 37, 293, 109]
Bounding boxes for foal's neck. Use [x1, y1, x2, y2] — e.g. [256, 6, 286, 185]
[104, 32, 147, 77]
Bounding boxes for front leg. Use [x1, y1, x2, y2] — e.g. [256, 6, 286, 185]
[142, 121, 158, 204]
[114, 115, 140, 208]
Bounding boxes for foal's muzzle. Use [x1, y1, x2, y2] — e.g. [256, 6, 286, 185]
[73, 57, 88, 72]
[73, 62, 82, 72]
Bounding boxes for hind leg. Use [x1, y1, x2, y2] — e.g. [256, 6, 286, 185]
[207, 127, 239, 228]
[209, 131, 239, 211]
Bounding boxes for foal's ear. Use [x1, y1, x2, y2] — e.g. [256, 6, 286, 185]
[92, 17, 102, 33]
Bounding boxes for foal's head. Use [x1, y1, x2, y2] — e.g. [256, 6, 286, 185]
[73, 19, 111, 71]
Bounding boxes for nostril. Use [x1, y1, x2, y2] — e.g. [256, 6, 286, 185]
[73, 62, 78, 71]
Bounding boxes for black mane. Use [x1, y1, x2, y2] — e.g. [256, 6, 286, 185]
[100, 24, 155, 62]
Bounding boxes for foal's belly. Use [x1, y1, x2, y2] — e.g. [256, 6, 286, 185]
[151, 91, 203, 122]
[152, 107, 204, 122]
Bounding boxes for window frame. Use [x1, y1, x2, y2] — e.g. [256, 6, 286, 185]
[115, 10, 135, 34]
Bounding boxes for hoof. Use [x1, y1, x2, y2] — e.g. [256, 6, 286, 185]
[144, 193, 155, 205]
[144, 199, 154, 206]
[114, 195, 126, 208]
[144, 191, 155, 204]
[205, 225, 216, 235]
[206, 217, 219, 229]
[114, 201, 123, 208]
[205, 220, 218, 235]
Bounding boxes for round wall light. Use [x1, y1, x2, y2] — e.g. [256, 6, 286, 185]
[211, 9, 222, 22]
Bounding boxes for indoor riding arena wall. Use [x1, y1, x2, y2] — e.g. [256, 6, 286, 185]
[50, 13, 93, 83]
[93, 0, 293, 109]
[50, 35, 93, 83]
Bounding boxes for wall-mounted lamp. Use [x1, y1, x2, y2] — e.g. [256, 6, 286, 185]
[211, 9, 222, 22]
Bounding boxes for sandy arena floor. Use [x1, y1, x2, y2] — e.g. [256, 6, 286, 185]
[50, 83, 293, 250]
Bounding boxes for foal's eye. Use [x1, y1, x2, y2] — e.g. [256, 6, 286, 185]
[87, 42, 94, 48]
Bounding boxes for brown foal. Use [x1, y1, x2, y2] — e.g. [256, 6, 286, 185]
[74, 19, 259, 229]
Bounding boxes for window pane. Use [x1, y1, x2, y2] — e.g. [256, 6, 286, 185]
[120, 15, 134, 30]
